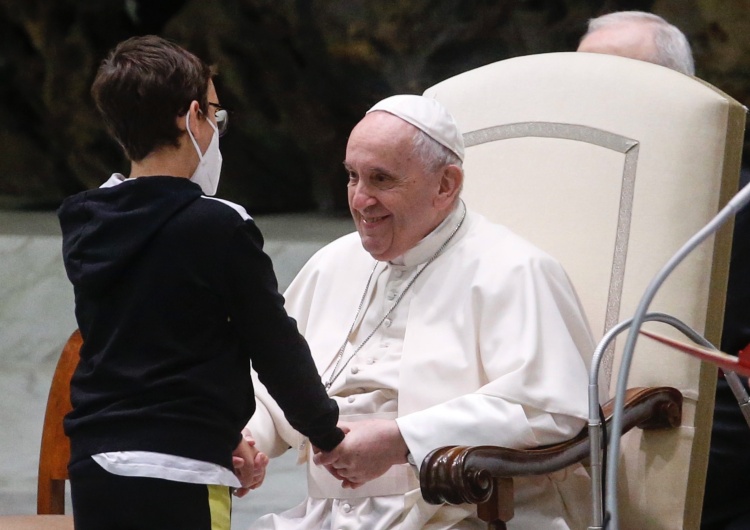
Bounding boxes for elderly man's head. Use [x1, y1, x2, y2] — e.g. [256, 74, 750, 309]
[345, 95, 464, 261]
[577, 11, 694, 76]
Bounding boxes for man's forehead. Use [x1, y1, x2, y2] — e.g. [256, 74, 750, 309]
[344, 116, 418, 172]
[578, 23, 658, 61]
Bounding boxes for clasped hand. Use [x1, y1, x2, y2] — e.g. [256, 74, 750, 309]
[231, 431, 269, 498]
[312, 419, 408, 489]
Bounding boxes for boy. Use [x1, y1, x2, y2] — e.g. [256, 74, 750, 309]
[58, 35, 344, 530]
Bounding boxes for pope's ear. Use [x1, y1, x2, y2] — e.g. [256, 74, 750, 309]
[436, 164, 463, 208]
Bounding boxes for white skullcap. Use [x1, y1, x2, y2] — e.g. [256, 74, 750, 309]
[366, 95, 465, 162]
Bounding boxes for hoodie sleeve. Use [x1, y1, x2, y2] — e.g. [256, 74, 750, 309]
[221, 219, 344, 452]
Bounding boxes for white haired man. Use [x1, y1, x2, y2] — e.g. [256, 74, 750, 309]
[578, 10, 694, 75]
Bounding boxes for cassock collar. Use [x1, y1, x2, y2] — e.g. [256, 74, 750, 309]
[390, 200, 467, 268]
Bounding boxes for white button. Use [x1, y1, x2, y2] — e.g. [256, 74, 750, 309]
[384, 319, 392, 328]
[381, 342, 389, 348]
[350, 366, 359, 374]
[347, 396, 355, 403]
[387, 291, 397, 300]
[367, 358, 376, 364]
[394, 270, 403, 278]
[342, 503, 352, 513]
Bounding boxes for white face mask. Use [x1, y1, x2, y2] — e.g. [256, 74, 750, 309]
[186, 110, 223, 196]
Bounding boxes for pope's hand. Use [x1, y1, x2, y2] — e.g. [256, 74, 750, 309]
[312, 419, 408, 489]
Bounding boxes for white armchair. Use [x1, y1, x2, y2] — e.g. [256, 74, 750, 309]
[420, 51, 746, 529]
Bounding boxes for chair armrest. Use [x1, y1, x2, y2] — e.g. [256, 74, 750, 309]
[419, 386, 682, 506]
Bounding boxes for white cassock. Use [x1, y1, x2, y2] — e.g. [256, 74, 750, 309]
[248, 202, 595, 529]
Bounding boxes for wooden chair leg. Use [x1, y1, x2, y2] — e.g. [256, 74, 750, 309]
[37, 477, 66, 514]
[477, 477, 514, 530]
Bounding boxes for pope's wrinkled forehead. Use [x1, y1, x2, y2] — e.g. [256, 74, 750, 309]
[365, 94, 464, 162]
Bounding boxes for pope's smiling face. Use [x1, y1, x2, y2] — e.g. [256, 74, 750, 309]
[344, 111, 449, 262]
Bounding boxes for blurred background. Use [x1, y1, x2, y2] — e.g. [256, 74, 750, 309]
[0, 0, 748, 215]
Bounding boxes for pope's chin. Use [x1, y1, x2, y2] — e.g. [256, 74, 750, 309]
[357, 236, 380, 257]
[357, 233, 393, 262]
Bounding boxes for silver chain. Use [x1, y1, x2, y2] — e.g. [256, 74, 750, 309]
[324, 202, 467, 390]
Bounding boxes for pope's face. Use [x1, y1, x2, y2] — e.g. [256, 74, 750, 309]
[345, 112, 447, 262]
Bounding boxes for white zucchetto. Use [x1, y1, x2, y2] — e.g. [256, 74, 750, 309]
[366, 95, 465, 162]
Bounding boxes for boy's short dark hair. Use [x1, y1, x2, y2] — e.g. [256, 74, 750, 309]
[91, 35, 212, 162]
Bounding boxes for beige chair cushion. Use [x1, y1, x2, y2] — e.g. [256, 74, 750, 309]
[425, 51, 745, 529]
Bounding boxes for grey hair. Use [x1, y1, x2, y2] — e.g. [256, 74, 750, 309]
[585, 11, 695, 75]
[411, 128, 463, 174]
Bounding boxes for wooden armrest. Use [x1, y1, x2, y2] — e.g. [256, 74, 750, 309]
[420, 386, 682, 506]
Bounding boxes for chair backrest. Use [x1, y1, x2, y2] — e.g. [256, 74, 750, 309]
[424, 52, 745, 529]
[37, 329, 80, 515]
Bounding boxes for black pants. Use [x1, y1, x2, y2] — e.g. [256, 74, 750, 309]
[69, 457, 232, 530]
[702, 378, 750, 529]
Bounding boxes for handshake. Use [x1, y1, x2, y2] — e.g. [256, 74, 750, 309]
[231, 418, 409, 497]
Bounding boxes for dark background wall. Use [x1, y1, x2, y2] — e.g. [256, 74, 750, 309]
[0, 0, 748, 213]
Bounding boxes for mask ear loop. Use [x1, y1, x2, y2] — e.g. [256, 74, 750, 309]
[185, 108, 218, 160]
[185, 110, 203, 160]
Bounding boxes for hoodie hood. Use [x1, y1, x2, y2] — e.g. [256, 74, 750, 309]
[58, 174, 203, 291]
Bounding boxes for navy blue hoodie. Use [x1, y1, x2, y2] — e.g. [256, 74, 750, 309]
[58, 175, 343, 470]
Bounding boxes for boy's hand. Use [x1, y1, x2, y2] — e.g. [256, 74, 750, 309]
[231, 431, 269, 497]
